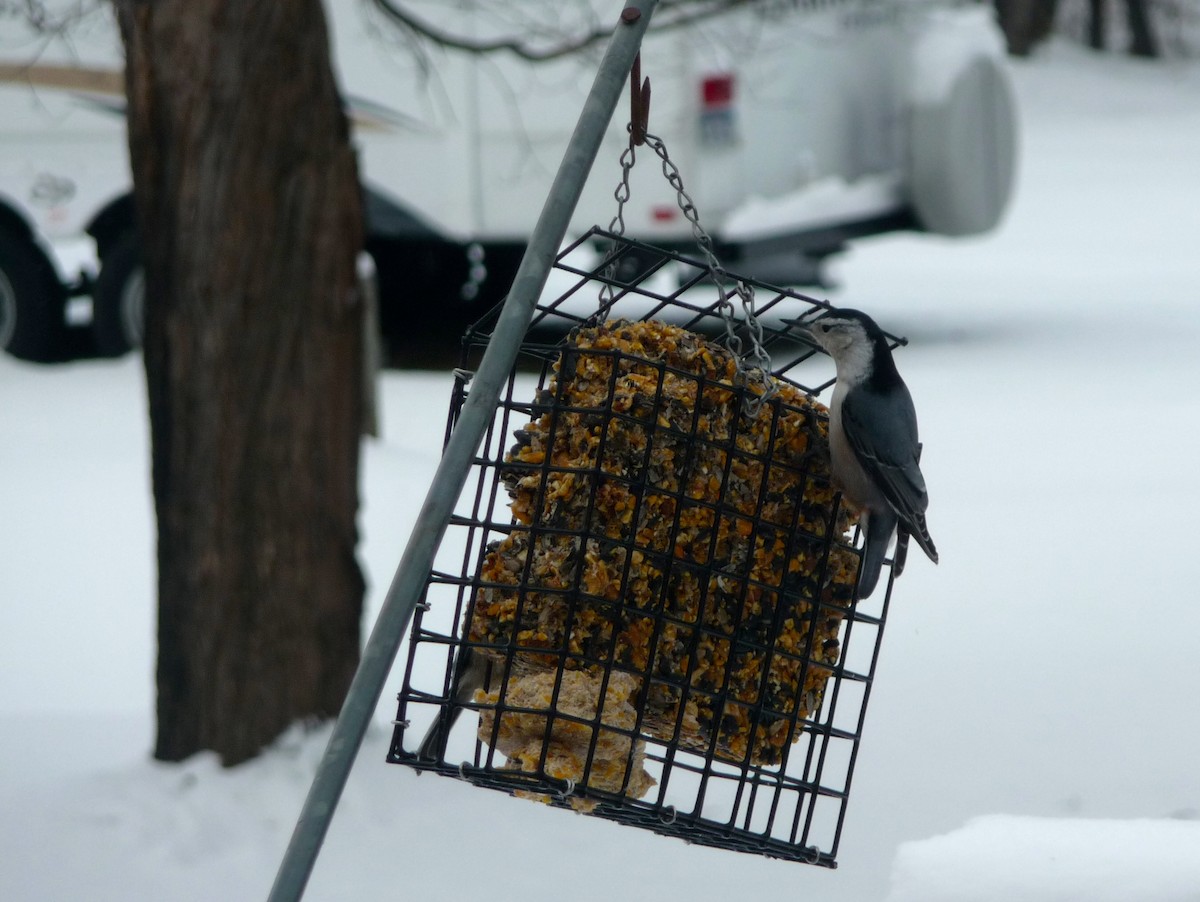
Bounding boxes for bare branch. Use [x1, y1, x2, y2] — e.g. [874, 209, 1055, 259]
[0, 0, 102, 35]
[365, 0, 753, 62]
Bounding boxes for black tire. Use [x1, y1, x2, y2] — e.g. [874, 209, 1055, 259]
[92, 231, 145, 357]
[0, 225, 69, 362]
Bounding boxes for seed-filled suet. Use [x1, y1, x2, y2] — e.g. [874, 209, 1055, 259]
[463, 319, 863, 800]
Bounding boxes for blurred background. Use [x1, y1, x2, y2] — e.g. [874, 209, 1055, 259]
[2, 2, 1199, 900]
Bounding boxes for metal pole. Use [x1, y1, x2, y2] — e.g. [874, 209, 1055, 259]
[267, 3, 658, 899]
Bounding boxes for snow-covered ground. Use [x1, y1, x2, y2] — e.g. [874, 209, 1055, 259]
[4, 40, 1200, 902]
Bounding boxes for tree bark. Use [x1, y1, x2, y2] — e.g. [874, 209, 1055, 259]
[1088, 0, 1107, 49]
[114, 0, 365, 766]
[994, 0, 1059, 56]
[1124, 0, 1160, 57]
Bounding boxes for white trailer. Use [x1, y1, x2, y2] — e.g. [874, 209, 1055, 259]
[0, 0, 1016, 361]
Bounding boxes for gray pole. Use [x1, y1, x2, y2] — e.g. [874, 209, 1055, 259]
[266, 3, 658, 899]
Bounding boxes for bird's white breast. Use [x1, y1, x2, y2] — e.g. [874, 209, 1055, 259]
[828, 380, 886, 511]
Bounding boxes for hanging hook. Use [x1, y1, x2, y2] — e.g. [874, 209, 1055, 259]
[555, 778, 577, 801]
[629, 52, 651, 147]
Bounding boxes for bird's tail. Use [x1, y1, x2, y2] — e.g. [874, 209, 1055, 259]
[893, 529, 910, 578]
[857, 510, 898, 598]
[416, 706, 460, 761]
[909, 514, 939, 564]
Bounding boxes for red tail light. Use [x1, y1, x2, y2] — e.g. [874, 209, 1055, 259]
[701, 73, 734, 110]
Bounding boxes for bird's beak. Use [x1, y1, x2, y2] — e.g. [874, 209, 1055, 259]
[784, 316, 818, 344]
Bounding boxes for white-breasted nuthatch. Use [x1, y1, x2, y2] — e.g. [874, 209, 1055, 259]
[416, 645, 492, 761]
[789, 307, 937, 597]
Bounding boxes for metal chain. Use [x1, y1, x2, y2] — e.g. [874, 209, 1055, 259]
[597, 141, 637, 311]
[608, 142, 635, 238]
[599, 124, 777, 410]
[640, 130, 777, 411]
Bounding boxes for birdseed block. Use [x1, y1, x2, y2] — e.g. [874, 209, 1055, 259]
[465, 319, 860, 800]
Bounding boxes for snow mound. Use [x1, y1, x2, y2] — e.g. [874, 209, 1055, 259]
[886, 815, 1200, 902]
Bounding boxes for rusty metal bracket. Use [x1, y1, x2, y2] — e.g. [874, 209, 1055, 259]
[629, 52, 651, 146]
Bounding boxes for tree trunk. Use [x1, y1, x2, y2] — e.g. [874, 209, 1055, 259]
[114, 0, 365, 766]
[994, 0, 1059, 56]
[1124, 0, 1160, 57]
[1088, 0, 1107, 49]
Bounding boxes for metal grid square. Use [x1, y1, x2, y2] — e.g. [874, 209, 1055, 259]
[388, 228, 905, 866]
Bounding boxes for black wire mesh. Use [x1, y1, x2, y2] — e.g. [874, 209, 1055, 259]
[388, 228, 907, 866]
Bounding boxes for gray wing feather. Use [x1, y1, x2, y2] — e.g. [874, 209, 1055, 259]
[841, 385, 937, 562]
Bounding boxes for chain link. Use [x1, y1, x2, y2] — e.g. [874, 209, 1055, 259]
[598, 124, 777, 411]
[597, 141, 637, 311]
[640, 130, 778, 412]
[608, 143, 635, 238]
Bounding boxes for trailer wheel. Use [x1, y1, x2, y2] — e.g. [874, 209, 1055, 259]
[909, 56, 1018, 237]
[0, 225, 69, 362]
[92, 232, 145, 357]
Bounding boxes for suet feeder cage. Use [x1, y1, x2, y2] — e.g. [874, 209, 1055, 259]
[389, 228, 907, 867]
